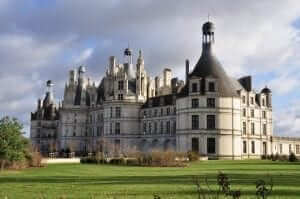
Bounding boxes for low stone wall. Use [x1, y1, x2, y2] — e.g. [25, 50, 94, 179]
[41, 158, 81, 164]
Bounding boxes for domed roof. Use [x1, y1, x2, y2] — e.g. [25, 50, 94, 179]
[202, 21, 215, 34]
[189, 45, 238, 97]
[261, 86, 271, 94]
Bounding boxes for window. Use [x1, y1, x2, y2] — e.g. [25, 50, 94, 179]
[243, 141, 247, 153]
[263, 124, 267, 135]
[172, 121, 176, 134]
[207, 98, 215, 108]
[262, 99, 265, 106]
[192, 83, 198, 92]
[149, 110, 152, 117]
[207, 115, 216, 129]
[154, 109, 157, 117]
[279, 144, 283, 154]
[192, 115, 199, 130]
[262, 111, 266, 119]
[208, 82, 215, 92]
[251, 123, 255, 135]
[242, 122, 246, 135]
[154, 122, 157, 134]
[160, 121, 164, 134]
[173, 107, 176, 114]
[250, 97, 254, 105]
[143, 122, 147, 133]
[167, 108, 170, 115]
[116, 107, 121, 118]
[289, 144, 292, 154]
[251, 141, 255, 153]
[192, 138, 199, 153]
[115, 122, 120, 135]
[118, 94, 123, 100]
[166, 121, 170, 134]
[242, 96, 246, 104]
[148, 122, 152, 134]
[296, 145, 300, 154]
[251, 109, 254, 117]
[143, 110, 147, 117]
[110, 107, 113, 118]
[263, 142, 267, 155]
[110, 123, 113, 134]
[243, 108, 246, 117]
[118, 80, 124, 90]
[97, 126, 100, 136]
[207, 138, 216, 153]
[160, 108, 163, 116]
[114, 139, 120, 154]
[192, 98, 199, 108]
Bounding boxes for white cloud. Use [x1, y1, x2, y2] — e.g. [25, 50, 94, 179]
[74, 48, 94, 64]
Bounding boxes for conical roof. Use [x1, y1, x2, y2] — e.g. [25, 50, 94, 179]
[189, 41, 238, 97]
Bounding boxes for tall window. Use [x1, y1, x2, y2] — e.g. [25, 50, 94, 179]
[262, 111, 266, 119]
[110, 123, 113, 134]
[143, 122, 147, 134]
[207, 98, 215, 108]
[192, 98, 199, 108]
[110, 107, 113, 118]
[192, 115, 199, 130]
[160, 108, 163, 116]
[166, 121, 170, 134]
[263, 142, 267, 155]
[243, 141, 247, 153]
[263, 124, 267, 135]
[160, 121, 164, 134]
[250, 97, 254, 105]
[262, 99, 265, 106]
[251, 141, 255, 154]
[118, 80, 124, 90]
[289, 144, 292, 154]
[167, 108, 170, 115]
[280, 144, 283, 154]
[115, 122, 120, 135]
[242, 122, 246, 135]
[208, 82, 215, 92]
[192, 83, 198, 92]
[242, 96, 246, 104]
[154, 109, 157, 117]
[207, 138, 216, 153]
[296, 145, 300, 154]
[251, 109, 254, 117]
[243, 108, 246, 117]
[251, 123, 255, 135]
[154, 122, 157, 134]
[172, 121, 176, 135]
[148, 122, 152, 134]
[207, 115, 216, 129]
[116, 107, 121, 118]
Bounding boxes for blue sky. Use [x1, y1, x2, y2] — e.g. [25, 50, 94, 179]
[0, 0, 300, 137]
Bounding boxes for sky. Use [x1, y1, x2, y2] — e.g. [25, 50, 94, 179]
[0, 0, 300, 137]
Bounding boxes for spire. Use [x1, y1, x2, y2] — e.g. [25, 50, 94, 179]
[43, 80, 55, 107]
[137, 49, 144, 65]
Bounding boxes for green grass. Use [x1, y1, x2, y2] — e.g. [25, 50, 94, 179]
[0, 160, 300, 199]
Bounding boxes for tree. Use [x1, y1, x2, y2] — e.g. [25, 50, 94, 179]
[0, 116, 28, 171]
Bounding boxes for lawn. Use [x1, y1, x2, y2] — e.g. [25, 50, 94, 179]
[0, 160, 300, 199]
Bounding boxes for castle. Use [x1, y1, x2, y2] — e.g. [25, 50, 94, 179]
[30, 21, 300, 159]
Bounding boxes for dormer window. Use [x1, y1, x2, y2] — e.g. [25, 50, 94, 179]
[208, 82, 215, 92]
[118, 80, 124, 90]
[192, 83, 198, 92]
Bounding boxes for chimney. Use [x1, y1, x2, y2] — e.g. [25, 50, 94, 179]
[185, 59, 189, 84]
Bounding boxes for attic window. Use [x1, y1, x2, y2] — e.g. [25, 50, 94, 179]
[208, 82, 215, 92]
[118, 80, 124, 90]
[192, 83, 198, 92]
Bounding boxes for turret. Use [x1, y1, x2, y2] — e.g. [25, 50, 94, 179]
[43, 80, 54, 107]
[124, 47, 135, 79]
[185, 59, 189, 84]
[261, 86, 272, 107]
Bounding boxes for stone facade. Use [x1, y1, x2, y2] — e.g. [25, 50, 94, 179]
[30, 21, 300, 159]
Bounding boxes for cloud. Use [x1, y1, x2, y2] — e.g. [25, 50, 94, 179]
[0, 0, 300, 137]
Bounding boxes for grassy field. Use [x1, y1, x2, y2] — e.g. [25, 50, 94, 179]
[0, 160, 300, 199]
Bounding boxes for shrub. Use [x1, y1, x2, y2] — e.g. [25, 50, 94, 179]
[187, 151, 199, 161]
[289, 152, 297, 162]
[278, 155, 288, 161]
